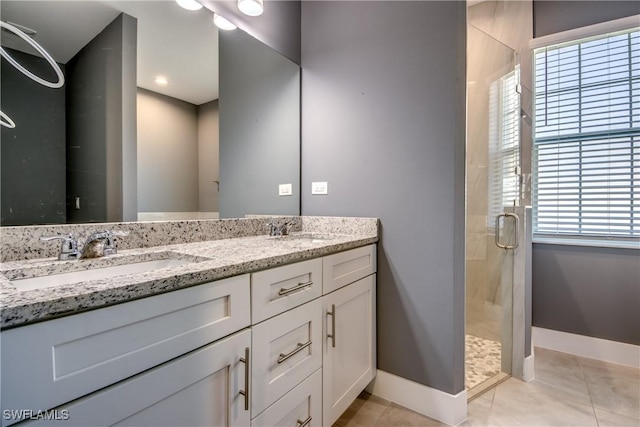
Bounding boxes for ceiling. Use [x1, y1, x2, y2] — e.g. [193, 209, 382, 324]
[0, 0, 219, 105]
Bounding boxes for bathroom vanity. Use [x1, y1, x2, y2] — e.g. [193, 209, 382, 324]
[0, 217, 378, 427]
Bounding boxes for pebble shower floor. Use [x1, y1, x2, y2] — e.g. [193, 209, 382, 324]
[465, 334, 502, 390]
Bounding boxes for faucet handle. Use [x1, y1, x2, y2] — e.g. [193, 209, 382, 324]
[40, 233, 80, 260]
[103, 230, 129, 256]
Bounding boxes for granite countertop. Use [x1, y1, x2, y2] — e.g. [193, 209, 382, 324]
[0, 232, 377, 329]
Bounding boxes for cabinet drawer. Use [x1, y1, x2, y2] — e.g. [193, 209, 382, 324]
[1, 275, 250, 425]
[323, 244, 376, 294]
[252, 369, 322, 427]
[19, 330, 252, 427]
[251, 299, 322, 417]
[252, 258, 322, 324]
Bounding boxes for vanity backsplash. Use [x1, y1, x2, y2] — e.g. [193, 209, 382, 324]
[0, 216, 379, 262]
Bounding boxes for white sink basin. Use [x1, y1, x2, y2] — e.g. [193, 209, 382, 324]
[10, 258, 194, 291]
[277, 233, 333, 244]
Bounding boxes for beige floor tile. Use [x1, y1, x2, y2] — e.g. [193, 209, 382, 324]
[458, 415, 489, 427]
[579, 358, 640, 419]
[374, 403, 445, 427]
[333, 392, 390, 427]
[488, 378, 599, 426]
[532, 348, 592, 405]
[467, 387, 495, 423]
[594, 407, 640, 427]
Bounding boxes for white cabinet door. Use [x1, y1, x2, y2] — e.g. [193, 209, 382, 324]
[322, 274, 376, 426]
[251, 369, 322, 427]
[251, 299, 322, 417]
[20, 330, 252, 427]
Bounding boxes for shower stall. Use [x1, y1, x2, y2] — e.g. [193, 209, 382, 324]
[465, 22, 529, 398]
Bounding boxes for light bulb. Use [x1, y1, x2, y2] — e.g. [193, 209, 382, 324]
[154, 76, 169, 86]
[238, 0, 263, 17]
[213, 13, 237, 31]
[176, 0, 203, 11]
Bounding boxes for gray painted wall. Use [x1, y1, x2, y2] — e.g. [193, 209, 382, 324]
[66, 13, 137, 223]
[531, 1, 640, 345]
[197, 100, 220, 213]
[533, 1, 640, 37]
[203, 0, 301, 64]
[532, 244, 639, 345]
[219, 29, 300, 219]
[301, 1, 467, 394]
[1, 50, 66, 226]
[137, 89, 199, 213]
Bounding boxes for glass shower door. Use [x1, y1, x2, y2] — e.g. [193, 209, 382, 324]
[465, 23, 520, 396]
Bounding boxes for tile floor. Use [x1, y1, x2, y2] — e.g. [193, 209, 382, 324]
[465, 334, 502, 390]
[333, 347, 640, 426]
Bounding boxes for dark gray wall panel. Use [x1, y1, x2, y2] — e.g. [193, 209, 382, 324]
[532, 244, 640, 345]
[301, 1, 467, 394]
[66, 13, 136, 223]
[533, 1, 640, 37]
[1, 50, 66, 226]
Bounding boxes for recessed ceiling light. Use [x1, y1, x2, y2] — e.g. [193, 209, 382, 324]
[155, 76, 169, 86]
[238, 0, 263, 16]
[213, 13, 237, 31]
[176, 0, 203, 11]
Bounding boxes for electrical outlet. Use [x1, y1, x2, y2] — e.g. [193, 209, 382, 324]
[279, 183, 293, 196]
[311, 181, 328, 195]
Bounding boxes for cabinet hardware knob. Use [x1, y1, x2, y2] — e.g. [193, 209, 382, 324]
[238, 347, 250, 411]
[279, 281, 313, 296]
[297, 416, 312, 427]
[277, 340, 312, 364]
[327, 304, 336, 348]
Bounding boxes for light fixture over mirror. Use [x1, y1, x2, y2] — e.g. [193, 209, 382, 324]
[176, 0, 203, 11]
[238, 0, 263, 17]
[213, 13, 237, 31]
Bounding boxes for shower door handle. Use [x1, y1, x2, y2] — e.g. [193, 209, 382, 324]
[495, 213, 519, 250]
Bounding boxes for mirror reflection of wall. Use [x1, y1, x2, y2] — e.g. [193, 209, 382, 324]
[137, 89, 219, 221]
[0, 0, 300, 226]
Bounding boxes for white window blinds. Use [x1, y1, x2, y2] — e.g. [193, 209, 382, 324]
[488, 67, 520, 227]
[533, 28, 640, 241]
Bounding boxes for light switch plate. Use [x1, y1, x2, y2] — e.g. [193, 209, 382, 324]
[279, 183, 293, 196]
[311, 181, 328, 195]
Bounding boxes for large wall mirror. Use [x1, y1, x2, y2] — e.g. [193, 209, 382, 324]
[0, 0, 300, 226]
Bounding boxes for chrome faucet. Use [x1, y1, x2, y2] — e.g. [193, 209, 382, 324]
[41, 230, 129, 260]
[80, 230, 129, 259]
[40, 233, 81, 260]
[267, 220, 297, 237]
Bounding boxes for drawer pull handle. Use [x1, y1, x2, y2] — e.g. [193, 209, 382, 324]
[297, 416, 312, 427]
[327, 304, 336, 348]
[277, 340, 312, 364]
[279, 281, 313, 296]
[239, 347, 250, 411]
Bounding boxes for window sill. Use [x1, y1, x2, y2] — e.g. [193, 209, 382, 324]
[532, 236, 640, 250]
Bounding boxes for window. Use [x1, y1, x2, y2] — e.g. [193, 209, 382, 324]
[533, 27, 639, 245]
[488, 66, 521, 227]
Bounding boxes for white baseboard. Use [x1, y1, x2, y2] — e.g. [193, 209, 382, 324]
[523, 354, 535, 382]
[366, 370, 467, 426]
[533, 327, 640, 368]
